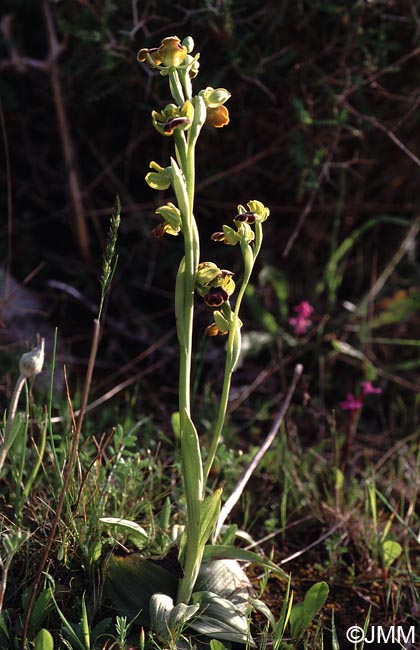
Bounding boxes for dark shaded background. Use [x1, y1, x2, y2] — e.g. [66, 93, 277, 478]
[1, 0, 420, 434]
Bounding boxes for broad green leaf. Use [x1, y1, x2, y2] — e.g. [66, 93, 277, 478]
[29, 587, 54, 635]
[34, 628, 54, 650]
[100, 518, 148, 549]
[196, 559, 250, 607]
[150, 594, 199, 642]
[381, 540, 402, 570]
[290, 581, 329, 638]
[303, 581, 329, 624]
[99, 517, 148, 538]
[190, 591, 252, 644]
[289, 602, 305, 638]
[105, 554, 178, 624]
[202, 545, 288, 579]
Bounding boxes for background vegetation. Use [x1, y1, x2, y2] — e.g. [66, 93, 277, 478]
[0, 1, 419, 648]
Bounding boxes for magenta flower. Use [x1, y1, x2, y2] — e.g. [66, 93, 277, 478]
[339, 393, 363, 411]
[361, 381, 382, 395]
[288, 300, 314, 336]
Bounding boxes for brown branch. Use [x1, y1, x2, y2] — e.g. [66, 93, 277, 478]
[43, 1, 90, 261]
[282, 129, 341, 257]
[343, 100, 420, 169]
[1, 7, 90, 260]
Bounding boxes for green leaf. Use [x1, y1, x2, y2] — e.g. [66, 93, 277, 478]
[175, 257, 187, 348]
[171, 411, 181, 439]
[81, 594, 90, 650]
[210, 640, 229, 650]
[198, 489, 223, 552]
[380, 539, 402, 570]
[100, 517, 148, 536]
[229, 319, 242, 373]
[317, 216, 409, 302]
[150, 593, 199, 641]
[104, 554, 178, 624]
[29, 587, 54, 635]
[181, 410, 204, 524]
[171, 157, 190, 225]
[34, 628, 54, 650]
[370, 290, 420, 329]
[290, 581, 329, 638]
[202, 545, 288, 579]
[196, 559, 250, 608]
[289, 602, 305, 638]
[250, 598, 275, 627]
[190, 591, 253, 644]
[100, 517, 148, 549]
[50, 590, 88, 650]
[189, 94, 207, 147]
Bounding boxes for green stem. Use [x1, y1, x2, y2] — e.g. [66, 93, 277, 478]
[175, 98, 207, 607]
[173, 130, 188, 174]
[204, 241, 255, 484]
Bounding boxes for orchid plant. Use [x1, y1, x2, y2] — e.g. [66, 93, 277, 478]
[104, 36, 328, 647]
[145, 29, 267, 612]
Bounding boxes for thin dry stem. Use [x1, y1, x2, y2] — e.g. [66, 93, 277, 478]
[43, 1, 90, 262]
[214, 363, 303, 538]
[21, 319, 101, 649]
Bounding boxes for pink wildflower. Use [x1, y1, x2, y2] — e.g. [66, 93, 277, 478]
[339, 393, 363, 411]
[288, 300, 314, 336]
[361, 381, 382, 395]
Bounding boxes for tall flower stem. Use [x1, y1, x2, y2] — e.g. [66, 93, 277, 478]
[204, 240, 255, 484]
[171, 79, 207, 605]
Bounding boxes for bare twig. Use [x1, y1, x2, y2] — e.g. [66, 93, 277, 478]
[278, 517, 350, 566]
[343, 100, 420, 169]
[282, 130, 341, 257]
[359, 215, 420, 310]
[43, 1, 90, 261]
